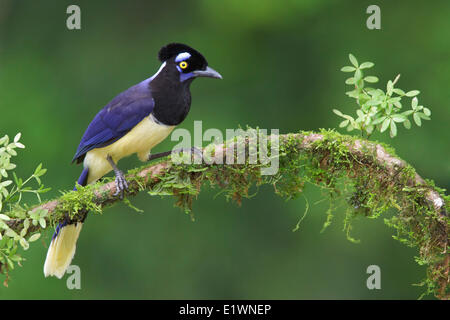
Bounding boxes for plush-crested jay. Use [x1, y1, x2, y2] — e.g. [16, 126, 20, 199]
[44, 43, 222, 278]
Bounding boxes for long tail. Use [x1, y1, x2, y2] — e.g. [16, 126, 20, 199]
[43, 168, 89, 278]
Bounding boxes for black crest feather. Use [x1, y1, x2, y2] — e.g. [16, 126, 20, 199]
[158, 43, 207, 67]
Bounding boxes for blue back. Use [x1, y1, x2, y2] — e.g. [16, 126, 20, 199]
[72, 80, 154, 163]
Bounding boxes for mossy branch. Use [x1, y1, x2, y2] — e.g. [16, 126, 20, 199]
[3, 130, 450, 299]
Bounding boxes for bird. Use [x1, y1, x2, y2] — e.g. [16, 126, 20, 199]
[43, 43, 222, 278]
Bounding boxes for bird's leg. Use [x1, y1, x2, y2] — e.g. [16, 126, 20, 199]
[147, 150, 172, 162]
[147, 147, 203, 162]
[106, 155, 128, 199]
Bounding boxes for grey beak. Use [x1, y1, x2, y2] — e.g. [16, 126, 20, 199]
[193, 66, 222, 79]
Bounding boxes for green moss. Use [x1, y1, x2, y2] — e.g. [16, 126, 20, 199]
[2, 129, 447, 298]
[65, 128, 449, 298]
[55, 183, 102, 225]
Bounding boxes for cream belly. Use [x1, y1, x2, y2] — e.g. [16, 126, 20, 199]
[84, 115, 174, 184]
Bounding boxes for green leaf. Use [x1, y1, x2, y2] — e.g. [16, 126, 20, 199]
[35, 168, 47, 177]
[380, 118, 390, 132]
[355, 79, 364, 89]
[7, 237, 13, 248]
[411, 97, 418, 109]
[0, 214, 10, 221]
[366, 88, 380, 96]
[13, 172, 21, 188]
[5, 163, 16, 170]
[13, 133, 21, 143]
[10, 254, 23, 262]
[19, 238, 29, 250]
[7, 257, 14, 270]
[371, 116, 386, 125]
[364, 99, 382, 106]
[392, 115, 406, 122]
[332, 109, 344, 117]
[356, 110, 365, 119]
[345, 89, 359, 98]
[348, 54, 358, 67]
[393, 101, 402, 109]
[413, 113, 422, 126]
[403, 119, 411, 129]
[33, 163, 42, 176]
[402, 110, 414, 116]
[387, 80, 393, 95]
[359, 62, 374, 69]
[23, 218, 30, 230]
[0, 135, 8, 145]
[363, 76, 378, 83]
[0, 180, 12, 187]
[393, 88, 405, 96]
[341, 66, 356, 72]
[39, 218, 46, 229]
[390, 120, 397, 137]
[339, 120, 349, 128]
[423, 107, 431, 116]
[28, 233, 41, 242]
[345, 77, 356, 85]
[341, 114, 355, 122]
[388, 97, 401, 103]
[418, 113, 430, 120]
[1, 187, 8, 198]
[38, 187, 51, 193]
[354, 69, 363, 81]
[406, 90, 420, 97]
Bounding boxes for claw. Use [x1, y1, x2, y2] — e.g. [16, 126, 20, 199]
[190, 146, 203, 158]
[113, 170, 129, 199]
[189, 146, 203, 163]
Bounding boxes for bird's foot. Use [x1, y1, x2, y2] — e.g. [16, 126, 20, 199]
[188, 146, 203, 158]
[113, 170, 129, 199]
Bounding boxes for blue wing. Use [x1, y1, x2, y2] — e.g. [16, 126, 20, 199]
[72, 81, 154, 164]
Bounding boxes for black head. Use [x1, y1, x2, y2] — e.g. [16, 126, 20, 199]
[158, 43, 222, 82]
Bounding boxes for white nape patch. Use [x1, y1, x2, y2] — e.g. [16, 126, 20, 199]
[150, 61, 166, 80]
[138, 61, 167, 87]
[175, 52, 191, 62]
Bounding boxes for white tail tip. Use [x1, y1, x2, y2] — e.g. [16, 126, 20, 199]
[44, 222, 83, 279]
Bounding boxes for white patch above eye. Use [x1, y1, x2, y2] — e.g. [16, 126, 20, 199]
[175, 52, 191, 62]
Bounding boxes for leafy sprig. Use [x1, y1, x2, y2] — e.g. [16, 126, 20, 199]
[0, 133, 50, 281]
[334, 54, 431, 138]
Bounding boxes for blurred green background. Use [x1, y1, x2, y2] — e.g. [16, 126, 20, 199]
[0, 0, 448, 299]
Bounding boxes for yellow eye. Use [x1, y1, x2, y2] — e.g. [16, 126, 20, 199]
[179, 61, 188, 69]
